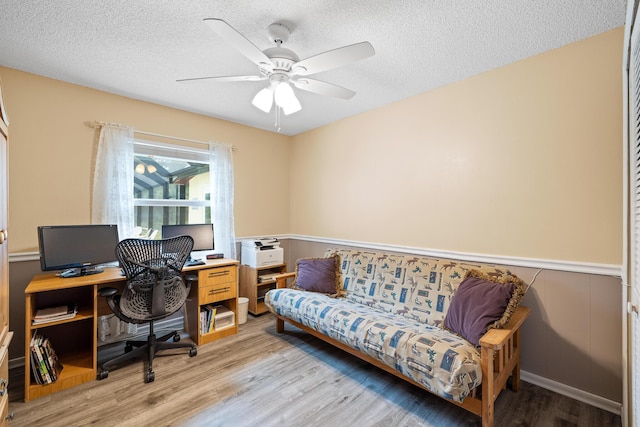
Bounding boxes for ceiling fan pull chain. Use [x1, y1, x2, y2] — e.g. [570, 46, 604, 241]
[275, 106, 281, 132]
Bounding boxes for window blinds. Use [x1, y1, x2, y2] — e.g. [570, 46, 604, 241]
[628, 3, 640, 424]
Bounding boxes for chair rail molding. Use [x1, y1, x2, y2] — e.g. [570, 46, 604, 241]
[12, 236, 622, 278]
[237, 234, 622, 278]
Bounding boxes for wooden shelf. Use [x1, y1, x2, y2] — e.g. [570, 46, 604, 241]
[26, 352, 95, 401]
[239, 264, 286, 315]
[30, 308, 93, 328]
[198, 324, 237, 345]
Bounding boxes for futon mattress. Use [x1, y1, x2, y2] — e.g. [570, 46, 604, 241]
[265, 288, 482, 402]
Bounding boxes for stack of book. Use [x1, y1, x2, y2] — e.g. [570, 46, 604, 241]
[32, 304, 78, 325]
[30, 332, 63, 384]
[200, 304, 218, 334]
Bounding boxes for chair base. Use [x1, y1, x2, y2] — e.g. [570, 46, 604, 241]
[98, 322, 197, 383]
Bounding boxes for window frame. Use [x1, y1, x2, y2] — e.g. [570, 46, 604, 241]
[132, 138, 211, 229]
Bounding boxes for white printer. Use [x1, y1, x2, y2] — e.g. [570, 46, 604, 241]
[241, 238, 284, 267]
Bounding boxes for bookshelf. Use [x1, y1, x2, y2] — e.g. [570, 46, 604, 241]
[184, 264, 238, 345]
[24, 283, 96, 401]
[239, 264, 286, 315]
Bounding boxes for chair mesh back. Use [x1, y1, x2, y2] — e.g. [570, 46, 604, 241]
[116, 236, 194, 322]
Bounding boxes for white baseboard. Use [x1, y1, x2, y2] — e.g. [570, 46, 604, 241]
[521, 370, 622, 415]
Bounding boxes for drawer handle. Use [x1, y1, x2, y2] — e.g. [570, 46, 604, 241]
[0, 378, 7, 396]
[207, 270, 230, 278]
[208, 287, 230, 295]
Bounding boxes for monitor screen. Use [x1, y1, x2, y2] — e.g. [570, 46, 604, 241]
[38, 224, 120, 277]
[161, 224, 214, 252]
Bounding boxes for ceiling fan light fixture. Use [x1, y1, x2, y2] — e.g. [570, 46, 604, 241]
[274, 82, 301, 115]
[136, 162, 157, 174]
[252, 87, 273, 113]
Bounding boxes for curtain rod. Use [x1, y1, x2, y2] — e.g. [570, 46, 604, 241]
[85, 121, 237, 151]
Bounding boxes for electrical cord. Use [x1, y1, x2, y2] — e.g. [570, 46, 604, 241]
[526, 268, 543, 292]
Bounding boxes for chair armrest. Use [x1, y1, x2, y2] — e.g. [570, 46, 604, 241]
[479, 306, 530, 349]
[183, 273, 198, 293]
[274, 272, 296, 288]
[98, 287, 118, 298]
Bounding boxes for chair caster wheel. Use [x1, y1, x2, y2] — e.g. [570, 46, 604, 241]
[145, 371, 155, 383]
[189, 347, 197, 357]
[173, 333, 180, 342]
[97, 369, 109, 380]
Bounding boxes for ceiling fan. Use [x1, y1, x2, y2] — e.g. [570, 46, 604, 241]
[177, 18, 375, 115]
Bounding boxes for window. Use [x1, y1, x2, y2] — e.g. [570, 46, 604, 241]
[133, 140, 211, 237]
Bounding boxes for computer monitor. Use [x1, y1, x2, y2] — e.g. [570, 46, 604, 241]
[161, 223, 215, 261]
[38, 224, 120, 277]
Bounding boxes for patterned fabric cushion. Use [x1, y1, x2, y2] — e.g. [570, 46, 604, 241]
[265, 288, 482, 402]
[325, 249, 514, 327]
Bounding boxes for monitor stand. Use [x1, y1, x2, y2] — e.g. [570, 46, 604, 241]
[59, 266, 104, 278]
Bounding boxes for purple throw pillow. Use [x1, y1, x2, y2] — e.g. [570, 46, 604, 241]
[294, 255, 339, 294]
[444, 276, 516, 346]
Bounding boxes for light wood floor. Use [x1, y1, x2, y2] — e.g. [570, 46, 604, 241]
[9, 313, 621, 427]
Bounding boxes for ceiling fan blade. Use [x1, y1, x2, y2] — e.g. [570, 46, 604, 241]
[292, 42, 375, 76]
[291, 78, 356, 100]
[204, 18, 273, 67]
[176, 75, 266, 84]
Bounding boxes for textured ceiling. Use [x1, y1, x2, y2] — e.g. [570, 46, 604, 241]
[0, 1, 627, 135]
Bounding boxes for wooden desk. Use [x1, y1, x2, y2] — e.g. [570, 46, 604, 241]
[24, 259, 239, 401]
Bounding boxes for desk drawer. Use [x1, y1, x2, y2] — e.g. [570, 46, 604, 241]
[199, 282, 237, 304]
[198, 266, 237, 287]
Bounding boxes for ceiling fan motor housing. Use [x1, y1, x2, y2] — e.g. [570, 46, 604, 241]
[262, 47, 299, 72]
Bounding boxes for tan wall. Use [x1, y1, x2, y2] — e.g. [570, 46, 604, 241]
[290, 28, 623, 265]
[0, 66, 291, 253]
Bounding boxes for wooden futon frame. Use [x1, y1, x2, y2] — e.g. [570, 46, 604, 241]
[273, 273, 530, 427]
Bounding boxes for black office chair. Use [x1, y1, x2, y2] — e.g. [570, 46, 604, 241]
[98, 236, 198, 383]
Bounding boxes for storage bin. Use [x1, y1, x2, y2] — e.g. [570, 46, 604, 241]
[214, 306, 235, 330]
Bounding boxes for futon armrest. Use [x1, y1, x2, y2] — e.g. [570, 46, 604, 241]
[274, 272, 296, 288]
[478, 306, 530, 349]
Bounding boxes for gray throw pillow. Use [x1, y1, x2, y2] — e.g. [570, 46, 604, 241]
[444, 276, 517, 346]
[294, 255, 340, 294]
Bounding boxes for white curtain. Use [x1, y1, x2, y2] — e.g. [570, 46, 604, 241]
[91, 123, 134, 239]
[209, 142, 236, 259]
